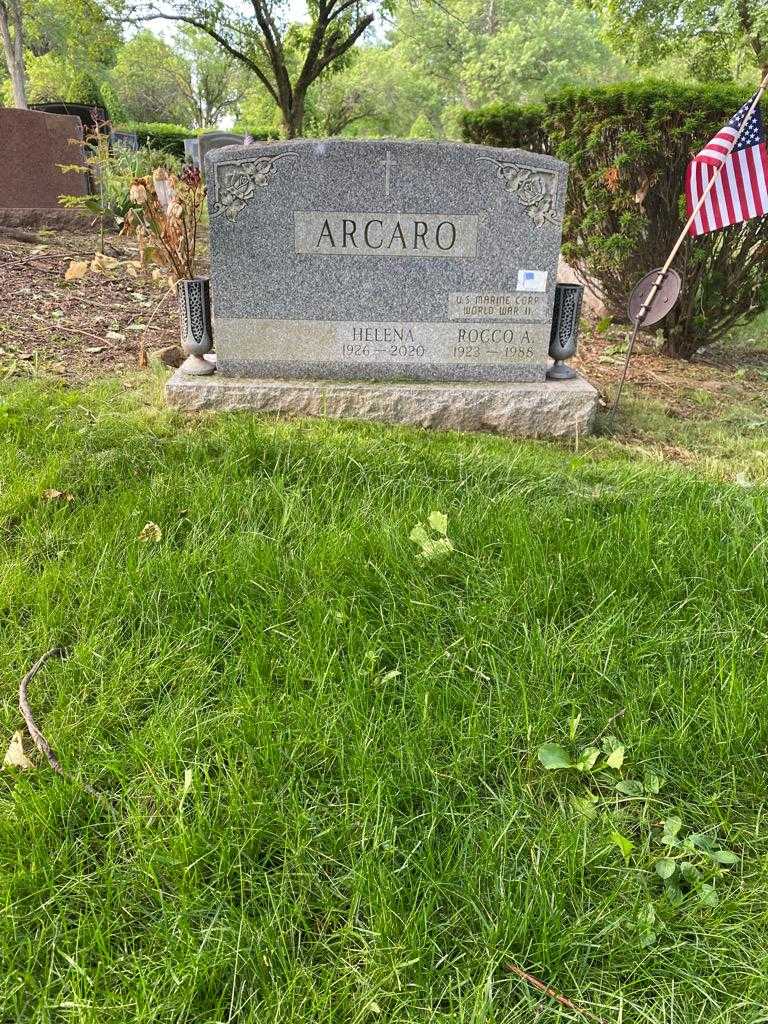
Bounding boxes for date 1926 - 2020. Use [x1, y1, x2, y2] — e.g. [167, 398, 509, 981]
[341, 343, 534, 360]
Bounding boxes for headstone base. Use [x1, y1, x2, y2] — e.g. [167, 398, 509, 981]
[0, 208, 96, 230]
[166, 371, 598, 438]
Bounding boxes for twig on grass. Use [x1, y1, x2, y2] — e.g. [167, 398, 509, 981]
[590, 708, 626, 746]
[18, 648, 66, 775]
[0, 251, 84, 268]
[18, 648, 102, 799]
[140, 290, 170, 369]
[25, 311, 114, 347]
[504, 963, 610, 1024]
[0, 227, 44, 243]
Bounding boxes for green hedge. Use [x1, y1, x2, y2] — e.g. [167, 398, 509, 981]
[462, 82, 768, 356]
[115, 122, 192, 158]
[115, 123, 280, 157]
[462, 102, 549, 154]
[234, 126, 281, 141]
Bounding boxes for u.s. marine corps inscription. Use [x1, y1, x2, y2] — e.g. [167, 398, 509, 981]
[206, 139, 568, 382]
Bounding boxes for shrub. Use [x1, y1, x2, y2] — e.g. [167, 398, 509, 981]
[233, 126, 281, 141]
[115, 122, 192, 158]
[462, 82, 768, 358]
[462, 101, 549, 154]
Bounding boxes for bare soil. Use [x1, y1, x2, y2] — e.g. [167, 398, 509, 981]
[2, 228, 767, 416]
[0, 228, 190, 382]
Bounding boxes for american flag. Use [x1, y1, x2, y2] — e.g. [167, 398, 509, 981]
[685, 95, 768, 236]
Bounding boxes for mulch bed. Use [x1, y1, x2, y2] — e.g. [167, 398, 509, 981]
[0, 227, 187, 383]
[1, 227, 767, 417]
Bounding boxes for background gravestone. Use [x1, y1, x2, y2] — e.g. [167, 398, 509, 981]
[110, 130, 139, 152]
[183, 138, 201, 168]
[198, 132, 245, 176]
[0, 109, 89, 228]
[206, 138, 568, 383]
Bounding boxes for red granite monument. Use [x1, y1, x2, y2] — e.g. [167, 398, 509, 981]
[0, 108, 90, 228]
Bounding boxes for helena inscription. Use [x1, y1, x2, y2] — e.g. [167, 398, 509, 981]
[207, 139, 568, 383]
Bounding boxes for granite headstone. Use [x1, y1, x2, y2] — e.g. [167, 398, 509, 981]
[206, 139, 568, 383]
[183, 137, 201, 168]
[198, 132, 244, 176]
[111, 130, 139, 152]
[0, 108, 89, 214]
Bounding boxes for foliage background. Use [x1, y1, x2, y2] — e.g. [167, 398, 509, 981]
[463, 82, 768, 356]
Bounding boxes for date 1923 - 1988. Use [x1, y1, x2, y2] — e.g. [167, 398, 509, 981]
[454, 345, 534, 359]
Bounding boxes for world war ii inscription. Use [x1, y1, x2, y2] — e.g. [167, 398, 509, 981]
[207, 139, 567, 382]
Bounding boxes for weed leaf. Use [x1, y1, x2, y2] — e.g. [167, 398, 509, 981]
[409, 518, 454, 559]
[698, 884, 719, 908]
[615, 779, 644, 797]
[605, 745, 625, 770]
[538, 743, 572, 770]
[427, 511, 448, 536]
[655, 857, 676, 879]
[663, 816, 683, 837]
[644, 771, 664, 794]
[575, 746, 600, 772]
[610, 830, 633, 865]
[710, 849, 738, 865]
[569, 793, 598, 819]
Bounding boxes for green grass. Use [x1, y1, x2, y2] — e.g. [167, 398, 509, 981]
[1, 378, 767, 1023]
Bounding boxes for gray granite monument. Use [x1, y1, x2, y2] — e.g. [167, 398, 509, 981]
[197, 132, 245, 177]
[166, 139, 598, 436]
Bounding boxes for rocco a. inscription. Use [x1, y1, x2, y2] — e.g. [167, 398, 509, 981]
[206, 139, 568, 382]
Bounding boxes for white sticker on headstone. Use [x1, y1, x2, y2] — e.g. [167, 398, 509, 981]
[517, 270, 548, 292]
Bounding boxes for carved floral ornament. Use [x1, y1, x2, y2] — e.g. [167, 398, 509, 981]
[477, 157, 559, 227]
[212, 153, 297, 221]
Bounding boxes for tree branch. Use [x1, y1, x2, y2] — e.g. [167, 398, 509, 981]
[120, 7, 280, 103]
[310, 12, 374, 82]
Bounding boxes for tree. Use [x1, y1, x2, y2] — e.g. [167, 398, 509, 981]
[295, 45, 444, 138]
[5, 0, 122, 107]
[586, 0, 768, 82]
[108, 30, 192, 122]
[117, 0, 382, 138]
[407, 111, 437, 138]
[391, 0, 625, 125]
[175, 25, 246, 127]
[0, 0, 27, 108]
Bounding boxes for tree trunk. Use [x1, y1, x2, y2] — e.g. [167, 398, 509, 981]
[282, 96, 305, 139]
[0, 0, 27, 109]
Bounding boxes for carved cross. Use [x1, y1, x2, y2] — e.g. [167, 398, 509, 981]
[382, 150, 396, 197]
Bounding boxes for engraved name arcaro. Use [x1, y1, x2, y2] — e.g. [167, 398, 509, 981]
[295, 212, 479, 257]
[477, 158, 559, 227]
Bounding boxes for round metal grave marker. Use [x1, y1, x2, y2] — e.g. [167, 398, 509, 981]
[628, 268, 682, 326]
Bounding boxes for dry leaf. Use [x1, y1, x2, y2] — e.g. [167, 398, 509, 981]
[43, 488, 75, 502]
[3, 731, 34, 770]
[84, 346, 106, 354]
[64, 260, 89, 282]
[90, 253, 120, 275]
[106, 332, 125, 342]
[603, 166, 620, 193]
[138, 521, 162, 542]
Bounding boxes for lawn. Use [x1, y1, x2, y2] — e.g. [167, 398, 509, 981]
[1, 376, 767, 1023]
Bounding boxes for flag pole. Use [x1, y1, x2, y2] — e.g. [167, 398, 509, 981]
[610, 70, 768, 421]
